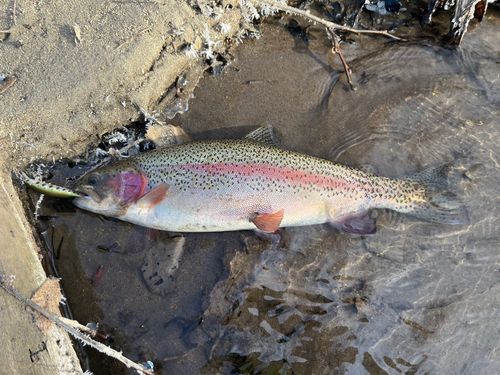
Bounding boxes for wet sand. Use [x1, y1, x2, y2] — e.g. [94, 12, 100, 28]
[0, 0, 244, 164]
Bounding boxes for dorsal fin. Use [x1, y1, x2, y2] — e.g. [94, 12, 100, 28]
[244, 125, 281, 148]
[358, 164, 379, 175]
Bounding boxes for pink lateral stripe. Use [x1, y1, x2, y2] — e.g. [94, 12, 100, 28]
[173, 163, 358, 190]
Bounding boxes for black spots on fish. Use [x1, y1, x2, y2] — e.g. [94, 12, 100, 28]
[127, 139, 376, 199]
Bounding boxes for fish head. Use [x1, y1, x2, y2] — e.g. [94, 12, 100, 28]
[73, 165, 148, 217]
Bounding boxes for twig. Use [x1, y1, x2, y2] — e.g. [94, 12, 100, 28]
[249, 0, 405, 41]
[0, 276, 155, 375]
[111, 137, 145, 159]
[164, 352, 189, 362]
[59, 317, 108, 340]
[0, 76, 16, 93]
[328, 28, 356, 91]
[91, 136, 145, 169]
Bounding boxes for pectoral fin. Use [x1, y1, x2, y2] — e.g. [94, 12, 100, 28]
[124, 227, 160, 254]
[330, 210, 376, 236]
[134, 183, 169, 211]
[251, 209, 284, 233]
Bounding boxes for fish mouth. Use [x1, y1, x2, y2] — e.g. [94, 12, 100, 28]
[73, 189, 89, 197]
[75, 186, 101, 203]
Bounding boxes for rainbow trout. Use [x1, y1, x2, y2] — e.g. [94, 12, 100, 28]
[73, 127, 468, 235]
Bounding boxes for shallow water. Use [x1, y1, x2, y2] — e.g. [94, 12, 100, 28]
[28, 8, 500, 375]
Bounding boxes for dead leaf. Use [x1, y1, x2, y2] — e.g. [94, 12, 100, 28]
[145, 124, 193, 147]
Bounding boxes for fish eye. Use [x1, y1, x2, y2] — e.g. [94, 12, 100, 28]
[88, 175, 98, 186]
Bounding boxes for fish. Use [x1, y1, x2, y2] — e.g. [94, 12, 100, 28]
[72, 126, 468, 236]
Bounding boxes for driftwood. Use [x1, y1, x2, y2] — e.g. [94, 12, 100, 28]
[0, 275, 155, 375]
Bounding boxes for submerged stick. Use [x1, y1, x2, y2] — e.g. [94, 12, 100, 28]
[0, 276, 155, 375]
[249, 0, 405, 41]
[328, 27, 357, 91]
[59, 317, 108, 340]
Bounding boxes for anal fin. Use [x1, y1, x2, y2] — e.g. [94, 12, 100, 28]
[251, 209, 284, 233]
[330, 210, 376, 236]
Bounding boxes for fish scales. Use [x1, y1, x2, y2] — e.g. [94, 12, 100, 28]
[129, 139, 372, 231]
[73, 138, 468, 234]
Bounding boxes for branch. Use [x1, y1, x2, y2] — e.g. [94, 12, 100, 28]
[327, 27, 356, 91]
[0, 76, 16, 93]
[0, 276, 155, 375]
[249, 0, 405, 41]
[59, 317, 108, 340]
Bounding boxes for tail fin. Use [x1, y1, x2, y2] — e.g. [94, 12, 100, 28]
[403, 164, 469, 225]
